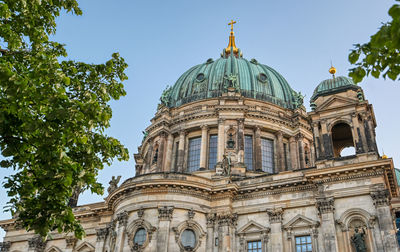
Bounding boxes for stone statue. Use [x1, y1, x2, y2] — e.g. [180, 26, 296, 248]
[160, 85, 172, 106]
[292, 91, 305, 108]
[224, 73, 239, 91]
[351, 227, 367, 252]
[107, 176, 121, 194]
[222, 154, 231, 176]
[142, 131, 148, 143]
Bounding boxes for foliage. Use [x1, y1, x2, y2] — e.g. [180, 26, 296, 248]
[0, 0, 129, 238]
[349, 1, 400, 83]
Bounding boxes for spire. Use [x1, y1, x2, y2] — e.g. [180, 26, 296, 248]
[224, 20, 239, 57]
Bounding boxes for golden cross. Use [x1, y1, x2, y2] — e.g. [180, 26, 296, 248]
[228, 20, 236, 32]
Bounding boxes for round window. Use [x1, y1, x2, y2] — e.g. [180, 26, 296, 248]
[133, 228, 147, 246]
[181, 229, 196, 249]
[196, 73, 205, 82]
[258, 73, 268, 83]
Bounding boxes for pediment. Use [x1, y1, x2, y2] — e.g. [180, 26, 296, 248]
[237, 220, 268, 234]
[74, 242, 95, 252]
[315, 95, 358, 112]
[283, 214, 319, 230]
[46, 247, 62, 252]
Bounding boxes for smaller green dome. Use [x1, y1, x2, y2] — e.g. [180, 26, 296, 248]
[310, 76, 358, 102]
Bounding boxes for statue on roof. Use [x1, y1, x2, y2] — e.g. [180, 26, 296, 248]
[107, 175, 122, 194]
[292, 91, 305, 108]
[160, 85, 172, 106]
[224, 73, 239, 91]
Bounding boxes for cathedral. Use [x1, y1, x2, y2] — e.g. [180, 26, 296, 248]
[1, 22, 399, 252]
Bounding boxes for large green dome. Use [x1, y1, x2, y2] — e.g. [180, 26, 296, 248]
[161, 54, 300, 109]
[310, 76, 358, 102]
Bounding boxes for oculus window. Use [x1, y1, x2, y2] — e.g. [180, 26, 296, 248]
[133, 228, 147, 246]
[247, 240, 262, 252]
[261, 138, 274, 173]
[181, 229, 196, 250]
[208, 135, 218, 169]
[187, 137, 201, 172]
[244, 135, 253, 170]
[295, 235, 312, 252]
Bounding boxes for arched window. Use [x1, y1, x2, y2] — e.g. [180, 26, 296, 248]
[133, 228, 147, 246]
[331, 123, 355, 158]
[181, 229, 196, 250]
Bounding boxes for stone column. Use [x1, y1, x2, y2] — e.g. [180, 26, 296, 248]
[267, 208, 284, 251]
[157, 206, 174, 252]
[351, 113, 364, 154]
[217, 213, 237, 252]
[275, 131, 285, 172]
[95, 228, 108, 252]
[296, 133, 306, 169]
[316, 197, 338, 252]
[254, 126, 262, 171]
[217, 119, 225, 162]
[199, 125, 209, 170]
[164, 133, 174, 172]
[0, 242, 11, 252]
[145, 140, 153, 173]
[370, 189, 398, 251]
[206, 213, 216, 251]
[320, 120, 333, 158]
[114, 211, 128, 252]
[289, 137, 299, 170]
[28, 236, 46, 252]
[237, 119, 245, 164]
[157, 132, 166, 172]
[177, 131, 186, 172]
[312, 123, 323, 160]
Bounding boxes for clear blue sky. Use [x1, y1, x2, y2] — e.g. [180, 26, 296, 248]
[1, 0, 399, 241]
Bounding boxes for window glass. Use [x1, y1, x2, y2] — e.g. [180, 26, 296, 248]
[208, 135, 218, 169]
[181, 229, 196, 249]
[244, 135, 253, 170]
[247, 240, 262, 252]
[133, 228, 147, 246]
[261, 138, 274, 173]
[295, 235, 312, 252]
[187, 137, 201, 172]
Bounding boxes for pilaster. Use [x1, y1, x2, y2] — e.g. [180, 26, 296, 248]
[275, 131, 285, 172]
[0, 242, 10, 252]
[370, 188, 398, 251]
[267, 208, 283, 251]
[316, 197, 338, 252]
[115, 211, 128, 252]
[254, 127, 262, 171]
[28, 236, 46, 252]
[95, 227, 108, 252]
[157, 206, 174, 252]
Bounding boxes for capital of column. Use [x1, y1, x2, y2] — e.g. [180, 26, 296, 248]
[117, 210, 128, 226]
[96, 227, 109, 241]
[28, 236, 47, 251]
[275, 130, 283, 137]
[158, 206, 174, 220]
[267, 208, 283, 223]
[316, 197, 335, 215]
[218, 118, 226, 124]
[65, 236, 77, 248]
[371, 189, 390, 207]
[206, 213, 216, 228]
[179, 129, 187, 136]
[200, 124, 209, 130]
[217, 212, 238, 227]
[0, 241, 11, 252]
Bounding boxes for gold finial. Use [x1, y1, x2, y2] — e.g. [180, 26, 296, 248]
[382, 149, 388, 159]
[225, 20, 239, 57]
[329, 61, 336, 79]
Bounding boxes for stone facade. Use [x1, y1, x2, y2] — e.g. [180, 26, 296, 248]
[1, 44, 399, 252]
